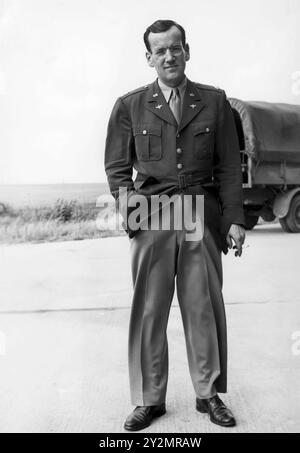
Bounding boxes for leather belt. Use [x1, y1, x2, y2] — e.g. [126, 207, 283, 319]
[178, 174, 212, 189]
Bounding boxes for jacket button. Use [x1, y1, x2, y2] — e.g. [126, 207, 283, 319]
[176, 133, 180, 138]
[206, 127, 210, 132]
[176, 148, 182, 154]
[177, 163, 183, 170]
[142, 130, 147, 135]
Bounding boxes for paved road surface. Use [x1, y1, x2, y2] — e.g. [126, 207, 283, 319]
[0, 223, 299, 432]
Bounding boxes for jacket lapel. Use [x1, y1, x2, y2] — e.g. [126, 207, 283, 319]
[145, 80, 177, 127]
[178, 79, 207, 132]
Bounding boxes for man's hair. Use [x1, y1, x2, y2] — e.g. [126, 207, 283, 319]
[143, 20, 186, 53]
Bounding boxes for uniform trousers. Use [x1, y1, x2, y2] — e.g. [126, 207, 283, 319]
[128, 193, 227, 406]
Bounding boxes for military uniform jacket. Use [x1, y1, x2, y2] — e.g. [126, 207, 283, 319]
[104, 78, 245, 253]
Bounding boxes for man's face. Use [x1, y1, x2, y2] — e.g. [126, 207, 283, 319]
[146, 26, 190, 87]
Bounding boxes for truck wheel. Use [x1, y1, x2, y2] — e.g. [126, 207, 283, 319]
[244, 213, 259, 230]
[279, 217, 292, 232]
[279, 194, 300, 233]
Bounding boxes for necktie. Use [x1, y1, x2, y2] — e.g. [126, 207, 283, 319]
[169, 88, 181, 125]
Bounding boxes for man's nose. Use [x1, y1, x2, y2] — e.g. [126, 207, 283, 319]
[165, 49, 175, 63]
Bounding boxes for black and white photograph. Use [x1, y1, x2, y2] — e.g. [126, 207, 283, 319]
[0, 0, 300, 438]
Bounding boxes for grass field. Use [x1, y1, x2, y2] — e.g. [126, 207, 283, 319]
[0, 198, 125, 244]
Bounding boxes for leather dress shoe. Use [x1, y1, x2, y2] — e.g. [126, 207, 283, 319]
[196, 395, 236, 427]
[124, 403, 166, 431]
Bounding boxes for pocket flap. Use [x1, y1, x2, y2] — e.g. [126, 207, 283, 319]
[133, 124, 162, 137]
[192, 122, 215, 136]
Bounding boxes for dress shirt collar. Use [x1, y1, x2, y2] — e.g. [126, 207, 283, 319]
[157, 76, 187, 103]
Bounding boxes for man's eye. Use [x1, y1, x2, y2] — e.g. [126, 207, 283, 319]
[171, 46, 182, 53]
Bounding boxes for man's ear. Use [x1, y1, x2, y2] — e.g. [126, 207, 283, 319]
[146, 51, 154, 67]
[184, 43, 190, 62]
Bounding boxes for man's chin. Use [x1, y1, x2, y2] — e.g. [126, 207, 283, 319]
[161, 71, 184, 86]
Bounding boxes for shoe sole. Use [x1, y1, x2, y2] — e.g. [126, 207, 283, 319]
[196, 404, 236, 428]
[124, 409, 166, 432]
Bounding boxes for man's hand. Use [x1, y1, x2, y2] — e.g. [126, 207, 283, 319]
[226, 224, 246, 257]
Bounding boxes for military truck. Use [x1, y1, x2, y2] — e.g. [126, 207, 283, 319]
[229, 98, 300, 231]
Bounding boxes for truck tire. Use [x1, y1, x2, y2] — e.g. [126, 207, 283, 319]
[279, 217, 292, 232]
[244, 213, 259, 230]
[279, 194, 300, 233]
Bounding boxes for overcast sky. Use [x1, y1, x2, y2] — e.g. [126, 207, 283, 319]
[1, 0, 300, 184]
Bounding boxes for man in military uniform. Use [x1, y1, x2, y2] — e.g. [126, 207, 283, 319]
[105, 20, 245, 430]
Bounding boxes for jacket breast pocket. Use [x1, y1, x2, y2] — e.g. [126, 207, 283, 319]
[133, 124, 162, 161]
[192, 122, 215, 160]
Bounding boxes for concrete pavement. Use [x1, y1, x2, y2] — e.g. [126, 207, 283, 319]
[0, 223, 300, 432]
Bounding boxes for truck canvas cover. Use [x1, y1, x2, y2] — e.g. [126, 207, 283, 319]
[229, 98, 300, 163]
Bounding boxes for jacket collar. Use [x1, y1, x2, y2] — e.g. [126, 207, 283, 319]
[158, 76, 187, 103]
[145, 78, 207, 131]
